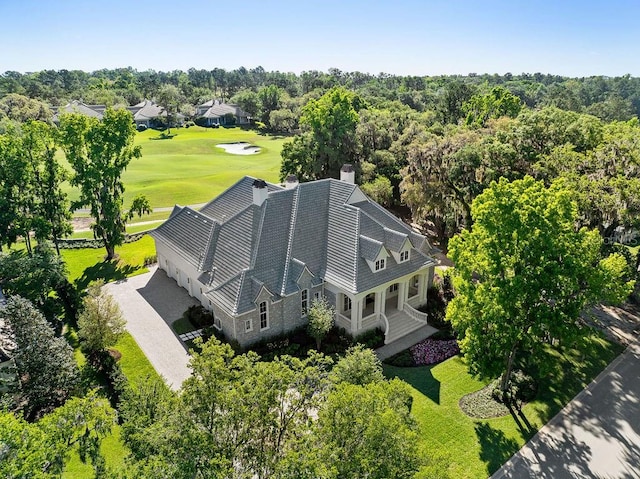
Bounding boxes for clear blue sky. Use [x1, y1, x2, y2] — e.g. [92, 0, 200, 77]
[1, 0, 639, 77]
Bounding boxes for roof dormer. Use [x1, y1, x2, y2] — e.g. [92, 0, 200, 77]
[389, 236, 412, 264]
[360, 235, 390, 273]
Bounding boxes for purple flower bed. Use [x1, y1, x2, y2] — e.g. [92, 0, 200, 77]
[410, 339, 460, 365]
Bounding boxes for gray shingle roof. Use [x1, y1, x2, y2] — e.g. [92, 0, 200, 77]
[154, 177, 436, 317]
[53, 100, 105, 122]
[198, 100, 249, 119]
[128, 99, 165, 120]
[150, 207, 216, 269]
[199, 177, 283, 222]
[360, 235, 384, 261]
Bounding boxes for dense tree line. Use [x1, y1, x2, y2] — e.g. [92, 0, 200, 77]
[2, 68, 640, 127]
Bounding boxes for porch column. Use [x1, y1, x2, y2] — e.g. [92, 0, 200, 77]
[351, 298, 362, 334]
[397, 281, 407, 311]
[374, 291, 381, 315]
[418, 272, 428, 301]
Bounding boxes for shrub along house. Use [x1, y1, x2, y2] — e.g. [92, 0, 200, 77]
[151, 165, 437, 348]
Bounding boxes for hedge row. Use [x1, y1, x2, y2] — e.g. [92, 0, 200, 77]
[57, 230, 154, 249]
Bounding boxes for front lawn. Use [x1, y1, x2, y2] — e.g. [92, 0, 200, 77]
[62, 235, 156, 288]
[385, 330, 623, 478]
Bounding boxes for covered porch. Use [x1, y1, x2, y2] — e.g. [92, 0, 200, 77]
[334, 269, 432, 344]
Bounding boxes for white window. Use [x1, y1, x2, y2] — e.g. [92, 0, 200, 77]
[343, 295, 352, 312]
[400, 250, 410, 262]
[314, 291, 321, 301]
[245, 318, 253, 332]
[375, 258, 386, 271]
[389, 283, 398, 293]
[301, 290, 309, 315]
[259, 301, 269, 330]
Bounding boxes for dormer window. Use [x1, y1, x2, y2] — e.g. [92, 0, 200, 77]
[375, 258, 386, 271]
[400, 250, 410, 263]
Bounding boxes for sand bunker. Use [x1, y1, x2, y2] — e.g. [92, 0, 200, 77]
[216, 142, 261, 155]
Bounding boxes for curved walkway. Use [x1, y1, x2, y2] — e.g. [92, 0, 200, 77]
[491, 337, 640, 479]
[104, 266, 199, 390]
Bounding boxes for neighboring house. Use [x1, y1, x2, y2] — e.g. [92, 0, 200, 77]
[127, 99, 166, 129]
[196, 100, 250, 126]
[52, 99, 183, 128]
[52, 100, 106, 123]
[151, 165, 438, 348]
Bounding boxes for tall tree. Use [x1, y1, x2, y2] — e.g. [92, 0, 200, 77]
[446, 177, 634, 397]
[0, 125, 31, 252]
[58, 108, 146, 260]
[282, 87, 362, 180]
[307, 298, 335, 350]
[21, 120, 72, 255]
[257, 84, 283, 124]
[534, 119, 640, 237]
[39, 391, 116, 477]
[0, 411, 49, 479]
[311, 379, 420, 479]
[0, 246, 70, 326]
[1, 296, 79, 419]
[77, 280, 126, 355]
[156, 84, 183, 134]
[463, 86, 523, 127]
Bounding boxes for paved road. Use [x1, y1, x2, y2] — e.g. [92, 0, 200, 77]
[104, 266, 199, 390]
[491, 339, 640, 479]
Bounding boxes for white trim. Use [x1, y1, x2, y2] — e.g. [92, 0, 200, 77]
[259, 300, 269, 331]
[244, 318, 253, 332]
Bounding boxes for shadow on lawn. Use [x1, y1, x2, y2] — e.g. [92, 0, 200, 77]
[385, 365, 441, 404]
[532, 332, 623, 424]
[75, 260, 138, 290]
[475, 422, 521, 474]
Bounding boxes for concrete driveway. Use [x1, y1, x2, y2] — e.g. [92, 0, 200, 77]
[491, 338, 640, 479]
[104, 266, 199, 390]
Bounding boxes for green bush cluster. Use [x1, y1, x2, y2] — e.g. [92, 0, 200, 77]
[491, 369, 538, 406]
[183, 305, 214, 329]
[57, 231, 152, 250]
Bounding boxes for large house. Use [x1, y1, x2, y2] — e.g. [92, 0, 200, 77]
[151, 165, 437, 348]
[52, 99, 183, 128]
[195, 100, 250, 126]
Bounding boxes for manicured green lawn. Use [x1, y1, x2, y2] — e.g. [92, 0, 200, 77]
[385, 331, 623, 479]
[62, 126, 286, 208]
[115, 332, 163, 387]
[62, 235, 156, 289]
